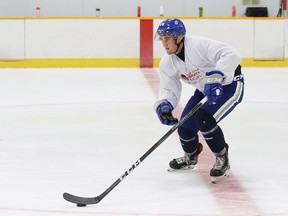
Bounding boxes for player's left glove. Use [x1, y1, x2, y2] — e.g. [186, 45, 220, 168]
[204, 70, 224, 105]
[154, 99, 178, 126]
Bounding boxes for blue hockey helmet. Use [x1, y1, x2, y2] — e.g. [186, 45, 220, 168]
[155, 19, 186, 40]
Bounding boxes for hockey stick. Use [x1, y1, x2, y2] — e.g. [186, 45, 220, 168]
[63, 97, 207, 206]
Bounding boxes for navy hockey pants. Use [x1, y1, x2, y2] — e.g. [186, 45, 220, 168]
[178, 76, 244, 154]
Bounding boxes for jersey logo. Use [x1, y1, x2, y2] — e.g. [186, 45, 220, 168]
[180, 70, 203, 84]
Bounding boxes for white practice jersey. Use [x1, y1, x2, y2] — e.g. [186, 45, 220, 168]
[158, 35, 242, 109]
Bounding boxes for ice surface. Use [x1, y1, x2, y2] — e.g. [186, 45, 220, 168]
[0, 67, 287, 216]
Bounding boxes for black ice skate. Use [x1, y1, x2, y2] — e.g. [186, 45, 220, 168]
[210, 144, 230, 183]
[168, 143, 203, 171]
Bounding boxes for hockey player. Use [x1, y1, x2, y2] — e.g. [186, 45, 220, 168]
[154, 18, 244, 183]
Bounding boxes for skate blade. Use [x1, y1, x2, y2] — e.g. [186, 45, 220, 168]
[167, 165, 195, 172]
[211, 170, 229, 184]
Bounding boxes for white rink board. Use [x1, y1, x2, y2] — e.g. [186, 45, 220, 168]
[254, 19, 285, 59]
[0, 20, 25, 59]
[0, 18, 287, 60]
[25, 19, 140, 58]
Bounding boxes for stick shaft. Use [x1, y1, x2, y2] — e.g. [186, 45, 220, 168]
[97, 97, 207, 202]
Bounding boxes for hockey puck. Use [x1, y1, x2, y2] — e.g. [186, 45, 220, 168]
[77, 203, 87, 207]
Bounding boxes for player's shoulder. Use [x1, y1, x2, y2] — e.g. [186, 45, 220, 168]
[185, 35, 207, 41]
[185, 35, 211, 46]
[159, 53, 173, 67]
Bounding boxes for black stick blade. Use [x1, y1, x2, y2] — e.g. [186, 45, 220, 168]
[63, 192, 101, 205]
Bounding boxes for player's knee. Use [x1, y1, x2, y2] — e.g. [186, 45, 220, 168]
[178, 126, 197, 142]
[194, 109, 217, 133]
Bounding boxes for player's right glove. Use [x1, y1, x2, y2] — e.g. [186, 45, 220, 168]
[154, 99, 178, 126]
[204, 70, 224, 105]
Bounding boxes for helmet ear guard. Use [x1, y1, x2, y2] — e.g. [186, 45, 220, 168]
[176, 34, 183, 44]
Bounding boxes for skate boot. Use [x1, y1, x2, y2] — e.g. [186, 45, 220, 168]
[168, 143, 203, 171]
[210, 144, 230, 183]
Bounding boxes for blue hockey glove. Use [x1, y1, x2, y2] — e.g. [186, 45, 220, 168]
[204, 70, 224, 105]
[154, 99, 178, 126]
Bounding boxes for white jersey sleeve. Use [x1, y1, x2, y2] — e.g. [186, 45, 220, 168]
[198, 37, 242, 85]
[158, 58, 182, 109]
